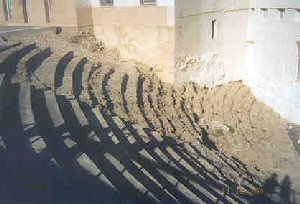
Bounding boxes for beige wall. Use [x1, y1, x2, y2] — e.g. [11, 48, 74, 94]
[92, 6, 171, 26]
[49, 0, 77, 26]
[0, 0, 83, 26]
[175, 0, 248, 86]
[0, 2, 175, 81]
[27, 0, 46, 24]
[9, 0, 25, 24]
[76, 7, 93, 27]
[0, 1, 5, 23]
[93, 6, 175, 82]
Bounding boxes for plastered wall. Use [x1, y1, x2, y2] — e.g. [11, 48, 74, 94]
[91, 0, 174, 7]
[92, 5, 175, 82]
[8, 0, 25, 24]
[49, 0, 77, 26]
[176, 0, 300, 124]
[244, 8, 300, 124]
[0, 0, 92, 27]
[76, 7, 93, 27]
[26, 0, 46, 24]
[175, 0, 248, 86]
[0, 1, 5, 23]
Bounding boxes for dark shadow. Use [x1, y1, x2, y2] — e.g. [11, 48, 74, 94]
[264, 173, 279, 194]
[31, 87, 124, 204]
[157, 80, 177, 133]
[121, 73, 130, 115]
[55, 51, 74, 90]
[201, 128, 218, 151]
[0, 42, 21, 53]
[27, 47, 52, 79]
[102, 69, 115, 114]
[0, 44, 36, 77]
[136, 75, 156, 130]
[97, 70, 248, 204]
[55, 27, 63, 35]
[280, 176, 292, 204]
[247, 174, 298, 204]
[147, 78, 167, 133]
[0, 80, 69, 203]
[72, 57, 88, 98]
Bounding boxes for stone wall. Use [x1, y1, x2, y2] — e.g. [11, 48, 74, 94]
[26, 0, 47, 24]
[175, 0, 248, 86]
[0, 1, 5, 23]
[244, 7, 300, 124]
[175, 0, 300, 124]
[9, 0, 25, 24]
[49, 0, 77, 26]
[92, 5, 175, 82]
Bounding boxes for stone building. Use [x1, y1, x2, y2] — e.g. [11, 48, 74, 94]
[175, 0, 300, 125]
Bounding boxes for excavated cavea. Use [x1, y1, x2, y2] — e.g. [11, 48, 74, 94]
[0, 31, 299, 203]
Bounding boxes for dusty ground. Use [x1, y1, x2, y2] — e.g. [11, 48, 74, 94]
[2, 30, 300, 201]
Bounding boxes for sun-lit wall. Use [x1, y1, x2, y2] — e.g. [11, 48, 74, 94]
[175, 0, 249, 86]
[92, 0, 175, 82]
[175, 0, 300, 124]
[244, 6, 300, 124]
[0, 1, 5, 24]
[26, 0, 47, 24]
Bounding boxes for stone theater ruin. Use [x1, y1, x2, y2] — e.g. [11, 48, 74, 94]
[0, 0, 300, 203]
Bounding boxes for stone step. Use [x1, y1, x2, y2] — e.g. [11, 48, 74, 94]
[72, 57, 88, 99]
[189, 142, 257, 201]
[33, 52, 73, 90]
[0, 44, 36, 78]
[54, 51, 74, 91]
[12, 48, 41, 83]
[66, 101, 164, 202]
[151, 128, 245, 203]
[43, 90, 105, 177]
[103, 152, 159, 202]
[93, 67, 234, 203]
[88, 108, 190, 202]
[78, 61, 96, 105]
[0, 43, 28, 64]
[56, 56, 86, 97]
[148, 130, 230, 203]
[56, 96, 118, 192]
[107, 114, 217, 203]
[19, 82, 48, 155]
[0, 42, 21, 53]
[0, 73, 6, 123]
